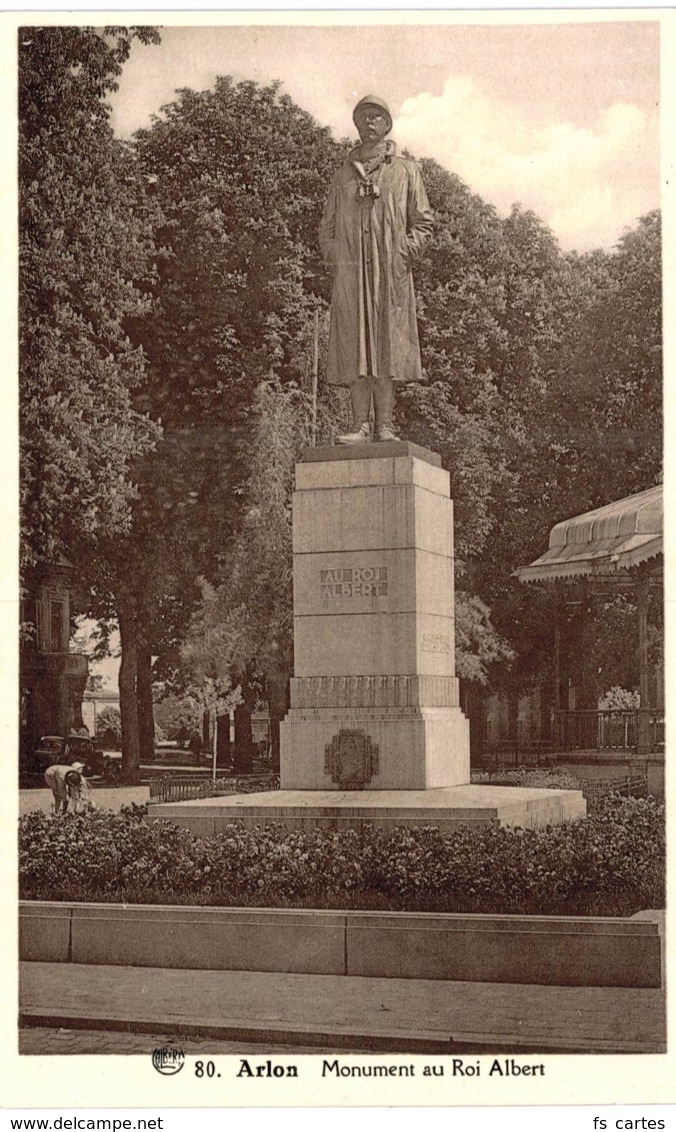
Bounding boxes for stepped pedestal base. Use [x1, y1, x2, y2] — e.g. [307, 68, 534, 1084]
[151, 784, 587, 837]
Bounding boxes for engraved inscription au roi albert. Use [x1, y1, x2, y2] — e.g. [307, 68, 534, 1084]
[320, 566, 388, 598]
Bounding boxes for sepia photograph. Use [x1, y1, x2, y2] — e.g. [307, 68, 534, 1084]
[12, 10, 668, 1098]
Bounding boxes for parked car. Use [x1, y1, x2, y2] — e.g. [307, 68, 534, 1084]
[30, 735, 121, 782]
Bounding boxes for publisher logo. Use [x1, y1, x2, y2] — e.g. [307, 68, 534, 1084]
[152, 1047, 185, 1075]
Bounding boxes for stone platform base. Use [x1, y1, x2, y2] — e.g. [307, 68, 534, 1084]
[150, 784, 586, 837]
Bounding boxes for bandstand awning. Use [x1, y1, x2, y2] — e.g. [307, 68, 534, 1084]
[515, 484, 663, 583]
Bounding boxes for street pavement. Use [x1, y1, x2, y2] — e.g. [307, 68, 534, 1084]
[20, 962, 666, 1055]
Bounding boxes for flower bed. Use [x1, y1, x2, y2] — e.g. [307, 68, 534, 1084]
[19, 793, 664, 917]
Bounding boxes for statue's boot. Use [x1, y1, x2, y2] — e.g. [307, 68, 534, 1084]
[336, 422, 371, 445]
[336, 377, 372, 445]
[373, 377, 401, 442]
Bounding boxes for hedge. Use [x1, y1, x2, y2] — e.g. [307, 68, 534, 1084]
[471, 768, 586, 792]
[18, 794, 664, 916]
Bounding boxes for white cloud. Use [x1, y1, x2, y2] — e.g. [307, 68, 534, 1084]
[396, 77, 659, 252]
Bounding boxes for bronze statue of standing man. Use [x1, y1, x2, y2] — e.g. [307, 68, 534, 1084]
[319, 95, 434, 444]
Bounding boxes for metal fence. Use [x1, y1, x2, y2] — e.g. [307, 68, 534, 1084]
[148, 774, 280, 804]
[481, 740, 553, 768]
[484, 709, 665, 763]
[472, 767, 649, 801]
[150, 766, 650, 807]
[581, 771, 650, 802]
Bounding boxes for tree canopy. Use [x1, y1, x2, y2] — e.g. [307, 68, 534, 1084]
[21, 49, 663, 758]
[19, 26, 161, 576]
[132, 77, 343, 430]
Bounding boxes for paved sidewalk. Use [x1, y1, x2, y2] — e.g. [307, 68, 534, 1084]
[19, 1027, 347, 1056]
[20, 962, 665, 1055]
[19, 786, 150, 816]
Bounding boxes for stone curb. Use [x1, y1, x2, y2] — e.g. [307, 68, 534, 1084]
[19, 902, 662, 989]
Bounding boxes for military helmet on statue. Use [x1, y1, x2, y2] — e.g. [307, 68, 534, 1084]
[352, 95, 393, 134]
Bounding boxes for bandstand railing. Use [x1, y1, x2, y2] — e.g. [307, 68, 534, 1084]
[552, 709, 664, 753]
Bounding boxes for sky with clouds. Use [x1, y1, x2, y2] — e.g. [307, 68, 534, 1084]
[109, 20, 660, 255]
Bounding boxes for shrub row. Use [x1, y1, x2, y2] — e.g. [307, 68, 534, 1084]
[18, 795, 664, 916]
[471, 768, 586, 792]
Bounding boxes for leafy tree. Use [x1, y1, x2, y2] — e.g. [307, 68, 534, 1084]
[181, 381, 324, 768]
[19, 25, 163, 778]
[400, 176, 579, 571]
[484, 214, 662, 728]
[396, 169, 584, 707]
[153, 693, 203, 745]
[86, 79, 345, 774]
[95, 705, 122, 748]
[600, 687, 640, 710]
[132, 78, 343, 430]
[19, 26, 161, 577]
[399, 154, 661, 727]
[397, 160, 510, 558]
[78, 436, 240, 777]
[543, 211, 662, 514]
[455, 593, 513, 684]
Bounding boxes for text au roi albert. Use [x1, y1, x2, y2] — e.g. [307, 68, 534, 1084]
[236, 1058, 544, 1078]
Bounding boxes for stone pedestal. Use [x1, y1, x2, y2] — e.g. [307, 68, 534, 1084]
[158, 441, 586, 835]
[280, 442, 470, 790]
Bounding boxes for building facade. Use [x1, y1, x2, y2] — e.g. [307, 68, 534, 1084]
[20, 558, 89, 764]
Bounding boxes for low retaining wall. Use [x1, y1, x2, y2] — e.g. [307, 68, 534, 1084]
[551, 753, 665, 800]
[20, 902, 662, 989]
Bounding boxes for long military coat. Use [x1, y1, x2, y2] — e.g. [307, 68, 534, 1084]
[319, 145, 433, 386]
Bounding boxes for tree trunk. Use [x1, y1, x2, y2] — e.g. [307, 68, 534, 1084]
[216, 713, 231, 768]
[540, 676, 553, 744]
[465, 683, 486, 768]
[266, 669, 290, 774]
[233, 675, 257, 773]
[637, 579, 651, 755]
[202, 710, 211, 752]
[507, 688, 519, 765]
[117, 591, 140, 781]
[136, 645, 155, 765]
